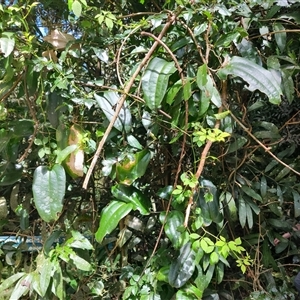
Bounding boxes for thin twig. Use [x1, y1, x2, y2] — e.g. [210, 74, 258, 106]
[82, 11, 182, 189]
[229, 109, 300, 177]
[116, 25, 142, 87]
[0, 72, 24, 102]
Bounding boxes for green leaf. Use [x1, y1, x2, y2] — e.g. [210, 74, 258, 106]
[116, 149, 151, 185]
[72, 0, 82, 18]
[238, 197, 246, 228]
[95, 200, 133, 243]
[273, 22, 286, 53]
[227, 136, 247, 154]
[95, 91, 132, 133]
[0, 35, 15, 57]
[0, 162, 23, 186]
[40, 258, 53, 296]
[210, 251, 219, 265]
[260, 176, 267, 198]
[222, 191, 237, 222]
[246, 202, 253, 229]
[166, 80, 183, 105]
[10, 273, 32, 300]
[32, 164, 66, 222]
[241, 185, 262, 202]
[217, 56, 282, 104]
[55, 145, 77, 164]
[70, 253, 92, 271]
[169, 242, 196, 288]
[282, 70, 294, 104]
[112, 184, 151, 215]
[52, 261, 64, 299]
[293, 190, 300, 218]
[0, 272, 25, 294]
[183, 78, 192, 101]
[127, 135, 143, 150]
[67, 230, 93, 250]
[141, 57, 176, 110]
[197, 64, 208, 88]
[160, 211, 184, 249]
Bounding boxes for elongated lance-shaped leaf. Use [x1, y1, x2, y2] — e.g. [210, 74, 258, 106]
[169, 242, 196, 288]
[95, 91, 132, 133]
[95, 200, 133, 243]
[217, 56, 282, 104]
[142, 57, 177, 110]
[32, 164, 65, 222]
[112, 184, 151, 215]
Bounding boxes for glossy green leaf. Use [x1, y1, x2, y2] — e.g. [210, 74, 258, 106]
[210, 251, 219, 265]
[67, 230, 93, 250]
[260, 176, 267, 198]
[273, 22, 286, 53]
[166, 80, 182, 105]
[293, 190, 300, 218]
[183, 78, 192, 101]
[127, 135, 143, 150]
[282, 69, 294, 104]
[218, 56, 282, 104]
[196, 64, 208, 88]
[72, 0, 82, 18]
[32, 164, 66, 222]
[222, 191, 237, 222]
[112, 184, 151, 215]
[70, 252, 92, 271]
[95, 91, 132, 133]
[196, 179, 223, 225]
[95, 200, 133, 243]
[0, 272, 25, 294]
[141, 57, 176, 110]
[246, 202, 253, 229]
[227, 136, 247, 153]
[238, 197, 246, 228]
[0, 162, 23, 186]
[46, 91, 64, 128]
[169, 242, 196, 288]
[156, 266, 170, 282]
[10, 120, 34, 137]
[160, 211, 184, 249]
[241, 185, 262, 202]
[10, 273, 32, 300]
[116, 149, 151, 185]
[40, 257, 53, 296]
[0, 35, 15, 57]
[52, 261, 64, 299]
[275, 163, 295, 181]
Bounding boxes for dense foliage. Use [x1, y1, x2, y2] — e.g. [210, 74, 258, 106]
[1, 0, 300, 299]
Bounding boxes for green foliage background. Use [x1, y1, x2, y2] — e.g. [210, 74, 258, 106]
[0, 0, 300, 299]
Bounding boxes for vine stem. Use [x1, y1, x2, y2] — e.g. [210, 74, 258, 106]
[228, 108, 300, 177]
[183, 80, 225, 227]
[83, 10, 182, 189]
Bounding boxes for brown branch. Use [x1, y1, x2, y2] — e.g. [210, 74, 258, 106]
[0, 72, 24, 102]
[183, 81, 226, 227]
[82, 10, 183, 189]
[229, 109, 300, 177]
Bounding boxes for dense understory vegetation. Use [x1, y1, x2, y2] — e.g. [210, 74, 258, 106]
[1, 0, 300, 299]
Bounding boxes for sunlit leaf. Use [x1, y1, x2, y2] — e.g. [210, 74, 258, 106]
[141, 57, 176, 110]
[112, 184, 151, 215]
[95, 201, 133, 243]
[116, 149, 151, 185]
[160, 211, 184, 249]
[32, 164, 65, 222]
[218, 56, 282, 104]
[95, 92, 132, 133]
[169, 242, 196, 288]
